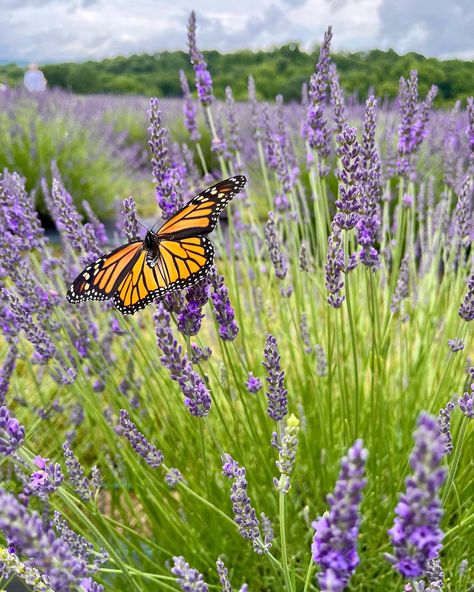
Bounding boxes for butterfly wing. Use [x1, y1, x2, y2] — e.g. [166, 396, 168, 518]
[112, 236, 214, 315]
[157, 175, 246, 239]
[67, 241, 143, 304]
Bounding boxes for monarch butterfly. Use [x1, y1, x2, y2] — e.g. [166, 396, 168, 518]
[66, 175, 246, 315]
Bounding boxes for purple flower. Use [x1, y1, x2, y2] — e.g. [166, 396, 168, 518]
[0, 346, 17, 406]
[154, 303, 211, 417]
[437, 401, 455, 455]
[397, 71, 438, 175]
[305, 27, 333, 166]
[458, 383, 474, 419]
[216, 557, 232, 592]
[391, 255, 410, 314]
[179, 69, 200, 141]
[62, 441, 92, 501]
[263, 334, 288, 422]
[165, 467, 184, 488]
[121, 196, 139, 241]
[3, 289, 55, 363]
[467, 96, 474, 171]
[208, 267, 239, 342]
[357, 96, 381, 267]
[261, 512, 274, 550]
[178, 279, 209, 337]
[190, 343, 212, 364]
[458, 272, 474, 321]
[312, 439, 367, 591]
[334, 125, 362, 230]
[329, 64, 346, 134]
[387, 413, 446, 578]
[187, 11, 214, 108]
[0, 405, 25, 456]
[50, 178, 101, 265]
[222, 454, 261, 550]
[448, 338, 464, 352]
[148, 98, 184, 220]
[225, 86, 243, 157]
[299, 241, 310, 272]
[264, 212, 287, 280]
[29, 456, 64, 497]
[82, 201, 108, 246]
[119, 410, 164, 468]
[248, 75, 262, 142]
[325, 224, 345, 308]
[171, 555, 208, 592]
[316, 344, 328, 377]
[246, 372, 262, 394]
[273, 414, 299, 494]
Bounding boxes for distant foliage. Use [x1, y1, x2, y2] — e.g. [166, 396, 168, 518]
[1, 45, 473, 104]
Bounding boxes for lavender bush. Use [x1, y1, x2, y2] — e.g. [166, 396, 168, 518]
[0, 13, 473, 592]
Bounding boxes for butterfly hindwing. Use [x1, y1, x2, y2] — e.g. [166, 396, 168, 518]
[66, 241, 143, 303]
[112, 236, 215, 315]
[157, 175, 246, 239]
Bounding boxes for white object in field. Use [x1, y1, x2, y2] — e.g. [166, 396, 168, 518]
[24, 64, 47, 92]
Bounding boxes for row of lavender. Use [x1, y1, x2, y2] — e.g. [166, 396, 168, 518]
[1, 10, 474, 592]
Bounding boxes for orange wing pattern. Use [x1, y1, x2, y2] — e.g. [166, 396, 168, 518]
[112, 236, 214, 314]
[66, 241, 142, 303]
[157, 176, 246, 239]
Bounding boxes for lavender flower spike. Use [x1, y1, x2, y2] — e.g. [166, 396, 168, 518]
[121, 196, 139, 241]
[172, 555, 208, 592]
[458, 272, 474, 321]
[334, 125, 363, 230]
[154, 303, 211, 416]
[387, 413, 447, 578]
[179, 69, 200, 141]
[208, 267, 239, 342]
[312, 439, 368, 592]
[264, 212, 287, 280]
[216, 557, 232, 592]
[62, 441, 92, 501]
[325, 223, 345, 308]
[178, 279, 209, 337]
[187, 11, 214, 107]
[119, 410, 164, 468]
[222, 454, 261, 551]
[0, 405, 25, 456]
[305, 26, 333, 166]
[458, 382, 474, 419]
[263, 334, 288, 421]
[273, 414, 300, 494]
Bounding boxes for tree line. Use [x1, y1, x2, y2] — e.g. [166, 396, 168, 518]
[1, 44, 472, 104]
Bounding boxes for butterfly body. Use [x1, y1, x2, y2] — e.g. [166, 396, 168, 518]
[66, 176, 246, 315]
[143, 231, 161, 268]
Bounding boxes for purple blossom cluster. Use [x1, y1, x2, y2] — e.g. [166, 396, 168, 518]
[187, 11, 214, 108]
[177, 279, 209, 337]
[208, 267, 239, 341]
[263, 334, 288, 421]
[264, 212, 287, 280]
[388, 413, 446, 577]
[312, 439, 367, 591]
[0, 405, 25, 455]
[222, 454, 261, 550]
[154, 303, 211, 416]
[119, 409, 164, 468]
[334, 125, 363, 230]
[179, 69, 200, 141]
[305, 26, 333, 167]
[148, 98, 185, 219]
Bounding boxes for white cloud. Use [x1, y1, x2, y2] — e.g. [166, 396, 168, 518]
[0, 0, 472, 63]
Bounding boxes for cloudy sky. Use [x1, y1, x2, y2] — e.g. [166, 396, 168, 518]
[0, 0, 473, 64]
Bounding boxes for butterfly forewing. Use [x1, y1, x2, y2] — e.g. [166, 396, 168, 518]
[157, 175, 246, 239]
[66, 241, 143, 303]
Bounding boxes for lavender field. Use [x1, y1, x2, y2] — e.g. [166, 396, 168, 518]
[0, 13, 473, 592]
